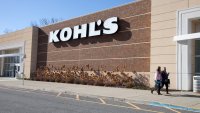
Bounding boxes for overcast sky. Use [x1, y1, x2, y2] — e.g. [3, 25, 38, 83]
[0, 0, 134, 35]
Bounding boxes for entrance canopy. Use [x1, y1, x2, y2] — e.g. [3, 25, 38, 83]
[0, 53, 24, 58]
[174, 32, 200, 41]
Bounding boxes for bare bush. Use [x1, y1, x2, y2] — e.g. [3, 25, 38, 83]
[31, 65, 150, 89]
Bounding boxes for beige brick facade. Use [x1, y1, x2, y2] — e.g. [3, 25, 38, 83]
[151, 0, 200, 89]
[0, 27, 38, 78]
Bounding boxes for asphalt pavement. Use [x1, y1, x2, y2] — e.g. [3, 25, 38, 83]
[0, 85, 195, 113]
[0, 79, 199, 111]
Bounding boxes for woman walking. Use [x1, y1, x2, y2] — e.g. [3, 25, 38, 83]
[151, 66, 162, 95]
[161, 67, 170, 94]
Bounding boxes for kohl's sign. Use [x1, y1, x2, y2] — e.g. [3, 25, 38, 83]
[49, 17, 119, 43]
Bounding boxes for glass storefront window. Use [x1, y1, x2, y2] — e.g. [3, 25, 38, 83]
[2, 56, 20, 77]
[196, 40, 200, 55]
[195, 40, 200, 76]
[0, 48, 21, 77]
[0, 58, 2, 76]
[195, 57, 200, 73]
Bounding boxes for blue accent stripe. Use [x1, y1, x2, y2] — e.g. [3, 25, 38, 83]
[149, 102, 200, 112]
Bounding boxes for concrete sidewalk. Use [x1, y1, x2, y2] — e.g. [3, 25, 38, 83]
[0, 79, 199, 111]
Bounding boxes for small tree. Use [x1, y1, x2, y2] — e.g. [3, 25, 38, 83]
[31, 18, 63, 27]
[3, 28, 12, 34]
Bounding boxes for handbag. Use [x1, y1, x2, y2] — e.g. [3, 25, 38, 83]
[168, 79, 170, 84]
[165, 79, 170, 84]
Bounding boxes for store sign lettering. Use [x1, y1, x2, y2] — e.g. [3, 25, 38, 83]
[49, 17, 119, 43]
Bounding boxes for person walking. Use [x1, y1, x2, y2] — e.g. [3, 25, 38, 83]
[151, 66, 162, 95]
[161, 67, 170, 94]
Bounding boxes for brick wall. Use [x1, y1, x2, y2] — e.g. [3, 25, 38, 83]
[37, 0, 151, 72]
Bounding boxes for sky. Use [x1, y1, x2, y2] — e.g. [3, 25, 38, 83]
[0, 0, 134, 35]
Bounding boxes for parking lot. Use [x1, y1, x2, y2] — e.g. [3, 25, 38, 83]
[0, 85, 196, 113]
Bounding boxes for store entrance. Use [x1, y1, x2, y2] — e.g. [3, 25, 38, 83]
[0, 56, 20, 77]
[174, 7, 200, 91]
[0, 48, 22, 78]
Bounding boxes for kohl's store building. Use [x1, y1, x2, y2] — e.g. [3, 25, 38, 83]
[0, 0, 200, 91]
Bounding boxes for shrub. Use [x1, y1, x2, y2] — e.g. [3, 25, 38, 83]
[31, 65, 149, 89]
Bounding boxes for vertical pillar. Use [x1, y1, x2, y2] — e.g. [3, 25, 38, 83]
[0, 51, 5, 76]
[0, 58, 1, 76]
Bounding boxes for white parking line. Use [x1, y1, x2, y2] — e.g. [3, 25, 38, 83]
[23, 89, 36, 92]
[29, 89, 37, 91]
[99, 98, 106, 104]
[75, 98, 160, 113]
[56, 92, 62, 97]
[126, 102, 141, 109]
[76, 94, 80, 100]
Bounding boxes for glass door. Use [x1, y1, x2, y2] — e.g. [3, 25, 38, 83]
[0, 48, 21, 77]
[0, 57, 3, 76]
[3, 56, 20, 77]
[195, 40, 200, 76]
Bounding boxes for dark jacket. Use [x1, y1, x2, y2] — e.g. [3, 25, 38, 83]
[161, 71, 169, 83]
